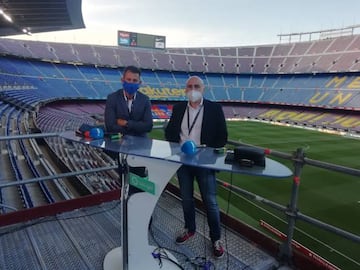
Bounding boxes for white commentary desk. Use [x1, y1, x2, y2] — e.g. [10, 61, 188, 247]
[60, 131, 292, 270]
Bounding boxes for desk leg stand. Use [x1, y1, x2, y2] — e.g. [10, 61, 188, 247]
[104, 155, 182, 270]
[103, 153, 130, 270]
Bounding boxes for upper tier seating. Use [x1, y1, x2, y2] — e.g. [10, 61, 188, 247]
[1, 56, 360, 110]
[2, 34, 360, 74]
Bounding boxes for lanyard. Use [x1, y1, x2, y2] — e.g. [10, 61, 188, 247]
[187, 105, 203, 136]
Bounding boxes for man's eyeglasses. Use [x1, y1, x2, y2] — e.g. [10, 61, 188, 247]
[186, 84, 201, 89]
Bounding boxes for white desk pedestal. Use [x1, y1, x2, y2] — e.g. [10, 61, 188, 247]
[57, 131, 292, 270]
[104, 155, 181, 270]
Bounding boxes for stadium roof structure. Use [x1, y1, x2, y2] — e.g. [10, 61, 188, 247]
[0, 0, 84, 36]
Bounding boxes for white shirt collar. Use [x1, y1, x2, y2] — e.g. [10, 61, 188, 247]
[123, 91, 136, 101]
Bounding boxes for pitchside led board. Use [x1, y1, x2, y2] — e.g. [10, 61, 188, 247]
[118, 30, 166, 50]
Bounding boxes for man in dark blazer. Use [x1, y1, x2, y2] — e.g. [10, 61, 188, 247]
[104, 66, 153, 194]
[165, 76, 228, 259]
[104, 65, 153, 137]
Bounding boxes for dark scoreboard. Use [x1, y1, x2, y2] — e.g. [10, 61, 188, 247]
[118, 30, 166, 50]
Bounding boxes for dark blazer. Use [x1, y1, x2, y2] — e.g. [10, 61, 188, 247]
[104, 89, 153, 137]
[165, 99, 227, 148]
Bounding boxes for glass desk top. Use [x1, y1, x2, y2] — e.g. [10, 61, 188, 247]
[60, 131, 292, 178]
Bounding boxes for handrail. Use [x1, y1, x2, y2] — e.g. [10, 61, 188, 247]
[0, 132, 59, 141]
[227, 138, 360, 266]
[0, 165, 118, 189]
[216, 178, 360, 243]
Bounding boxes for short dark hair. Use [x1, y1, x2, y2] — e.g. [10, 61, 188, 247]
[123, 65, 141, 77]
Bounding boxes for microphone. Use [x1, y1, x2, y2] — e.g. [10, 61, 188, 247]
[88, 127, 104, 139]
[76, 124, 104, 139]
[181, 140, 197, 155]
[80, 127, 104, 139]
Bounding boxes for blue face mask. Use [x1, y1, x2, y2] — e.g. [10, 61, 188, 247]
[123, 81, 140, 95]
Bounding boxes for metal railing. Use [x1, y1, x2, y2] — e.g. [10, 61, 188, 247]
[226, 139, 360, 267]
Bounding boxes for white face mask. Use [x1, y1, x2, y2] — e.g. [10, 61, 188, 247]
[186, 90, 203, 102]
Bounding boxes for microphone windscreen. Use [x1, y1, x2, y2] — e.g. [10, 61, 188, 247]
[181, 140, 197, 155]
[89, 127, 104, 139]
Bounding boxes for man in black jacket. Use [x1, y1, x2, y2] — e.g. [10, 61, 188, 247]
[165, 75, 227, 258]
[104, 66, 152, 194]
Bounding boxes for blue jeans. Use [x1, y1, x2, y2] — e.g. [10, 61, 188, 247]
[177, 165, 221, 242]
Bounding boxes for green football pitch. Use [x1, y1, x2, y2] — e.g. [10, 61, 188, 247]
[151, 120, 360, 269]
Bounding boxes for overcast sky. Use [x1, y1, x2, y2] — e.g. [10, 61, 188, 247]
[10, 0, 360, 47]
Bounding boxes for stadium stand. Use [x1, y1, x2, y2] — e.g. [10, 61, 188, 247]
[169, 53, 190, 71]
[2, 34, 360, 75]
[72, 44, 101, 65]
[2, 67, 359, 136]
[116, 47, 137, 67]
[93, 46, 120, 66]
[1, 52, 360, 120]
[49, 42, 82, 62]
[153, 50, 174, 70]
